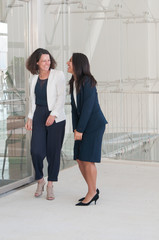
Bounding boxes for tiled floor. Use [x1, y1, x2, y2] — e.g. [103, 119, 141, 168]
[0, 158, 159, 240]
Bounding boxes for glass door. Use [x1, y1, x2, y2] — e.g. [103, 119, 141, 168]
[0, 0, 33, 194]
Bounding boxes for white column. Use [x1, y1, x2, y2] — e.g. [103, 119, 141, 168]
[0, 0, 7, 22]
[84, 0, 111, 60]
[28, 0, 45, 52]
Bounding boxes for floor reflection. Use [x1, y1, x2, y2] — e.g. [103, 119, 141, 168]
[1, 132, 159, 189]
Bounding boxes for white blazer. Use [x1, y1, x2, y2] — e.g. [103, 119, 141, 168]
[28, 69, 66, 123]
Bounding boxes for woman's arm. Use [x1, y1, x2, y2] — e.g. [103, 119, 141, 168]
[50, 71, 66, 118]
[74, 129, 83, 140]
[28, 75, 36, 120]
[25, 75, 34, 130]
[25, 118, 32, 131]
[45, 115, 56, 126]
[76, 79, 96, 133]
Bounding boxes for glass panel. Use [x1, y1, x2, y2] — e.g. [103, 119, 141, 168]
[0, 0, 32, 191]
[44, 1, 76, 169]
[44, 0, 159, 162]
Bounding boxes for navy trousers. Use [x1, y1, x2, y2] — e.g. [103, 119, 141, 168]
[31, 105, 65, 181]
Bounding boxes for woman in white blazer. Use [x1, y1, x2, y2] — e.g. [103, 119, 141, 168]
[25, 48, 66, 200]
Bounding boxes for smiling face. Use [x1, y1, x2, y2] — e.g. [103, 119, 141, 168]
[67, 57, 74, 75]
[37, 54, 51, 72]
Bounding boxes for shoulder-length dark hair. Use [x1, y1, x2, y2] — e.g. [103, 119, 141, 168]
[69, 53, 97, 94]
[26, 48, 57, 75]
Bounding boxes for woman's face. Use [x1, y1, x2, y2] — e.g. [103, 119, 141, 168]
[67, 57, 74, 74]
[37, 54, 51, 72]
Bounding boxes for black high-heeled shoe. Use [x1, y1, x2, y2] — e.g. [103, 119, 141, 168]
[76, 193, 99, 206]
[78, 188, 100, 202]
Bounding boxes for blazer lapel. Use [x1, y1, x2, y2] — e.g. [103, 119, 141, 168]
[76, 92, 80, 110]
[47, 69, 54, 89]
[71, 93, 77, 109]
[31, 75, 38, 95]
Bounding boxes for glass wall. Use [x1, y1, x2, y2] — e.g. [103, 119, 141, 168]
[0, 0, 33, 193]
[44, 0, 159, 162]
[1, 0, 159, 194]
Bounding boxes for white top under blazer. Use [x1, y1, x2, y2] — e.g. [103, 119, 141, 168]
[28, 69, 66, 123]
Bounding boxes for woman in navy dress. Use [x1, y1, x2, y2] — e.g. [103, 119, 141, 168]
[67, 53, 108, 206]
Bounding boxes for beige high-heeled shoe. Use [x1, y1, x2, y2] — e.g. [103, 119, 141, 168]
[46, 185, 55, 200]
[34, 179, 45, 197]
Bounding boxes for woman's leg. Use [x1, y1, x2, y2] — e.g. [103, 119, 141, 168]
[31, 106, 49, 197]
[31, 122, 47, 197]
[31, 121, 46, 181]
[46, 120, 65, 182]
[77, 159, 87, 183]
[46, 120, 65, 200]
[77, 160, 97, 203]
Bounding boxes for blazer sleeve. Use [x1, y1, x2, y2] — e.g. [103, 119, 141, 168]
[76, 80, 96, 133]
[28, 75, 35, 120]
[50, 71, 66, 117]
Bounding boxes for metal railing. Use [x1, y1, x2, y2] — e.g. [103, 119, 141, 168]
[98, 90, 159, 161]
[1, 87, 159, 164]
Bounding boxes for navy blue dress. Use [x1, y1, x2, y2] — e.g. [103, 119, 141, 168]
[71, 77, 108, 163]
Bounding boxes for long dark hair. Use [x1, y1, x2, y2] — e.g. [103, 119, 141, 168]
[69, 53, 97, 94]
[26, 48, 57, 74]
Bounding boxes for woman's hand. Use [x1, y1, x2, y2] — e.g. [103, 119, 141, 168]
[74, 130, 83, 141]
[45, 115, 55, 126]
[25, 118, 32, 131]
